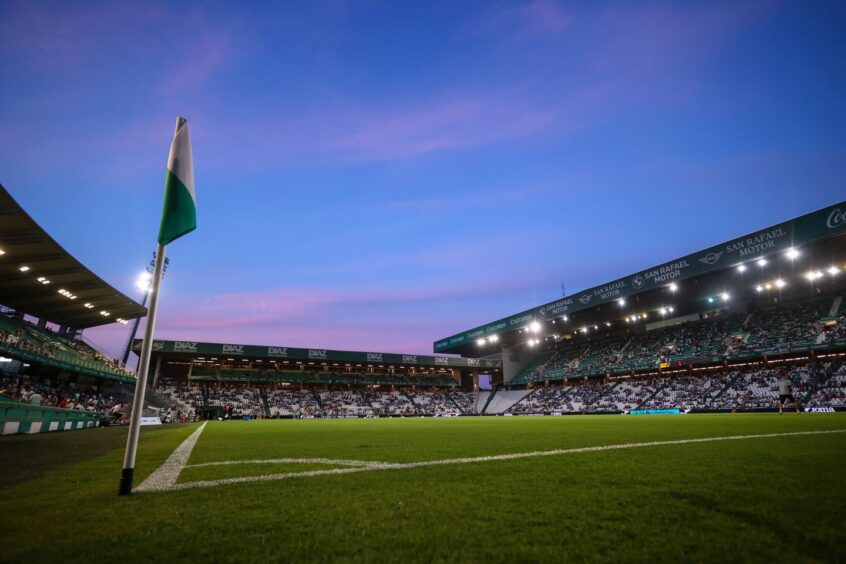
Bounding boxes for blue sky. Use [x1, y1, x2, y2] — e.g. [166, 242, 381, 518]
[1, 0, 845, 358]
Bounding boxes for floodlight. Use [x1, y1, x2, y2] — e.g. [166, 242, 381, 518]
[786, 248, 799, 260]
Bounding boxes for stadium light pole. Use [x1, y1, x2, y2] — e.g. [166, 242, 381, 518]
[120, 254, 169, 368]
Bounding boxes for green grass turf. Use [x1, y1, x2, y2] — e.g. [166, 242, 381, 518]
[1, 414, 845, 563]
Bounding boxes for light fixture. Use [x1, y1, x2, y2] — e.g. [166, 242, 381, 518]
[805, 271, 822, 281]
[764, 283, 772, 290]
[84, 303, 94, 309]
[562, 315, 568, 322]
[0, 248, 5, 255]
[775, 279, 786, 288]
[19, 265, 30, 272]
[668, 307, 674, 313]
[37, 276, 46, 282]
[488, 335, 499, 343]
[829, 266, 839, 276]
[529, 321, 541, 333]
[136, 271, 153, 292]
[737, 264, 746, 273]
[476, 338, 486, 346]
[618, 298, 625, 306]
[786, 248, 799, 260]
[755, 285, 763, 292]
[708, 297, 714, 303]
[720, 292, 730, 301]
[757, 258, 767, 267]
[40, 279, 50, 285]
[669, 283, 678, 292]
[100, 310, 110, 316]
[659, 308, 667, 315]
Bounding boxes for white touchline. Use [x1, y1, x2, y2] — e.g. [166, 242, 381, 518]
[134, 421, 207, 493]
[136, 428, 846, 493]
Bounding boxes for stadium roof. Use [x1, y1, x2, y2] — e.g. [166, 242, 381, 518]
[136, 339, 500, 369]
[435, 200, 846, 354]
[0, 184, 146, 329]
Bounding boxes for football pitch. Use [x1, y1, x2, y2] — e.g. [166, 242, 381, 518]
[1, 414, 845, 563]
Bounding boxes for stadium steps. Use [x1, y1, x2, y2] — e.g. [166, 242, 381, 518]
[711, 372, 742, 403]
[830, 296, 843, 316]
[480, 389, 497, 414]
[401, 391, 422, 415]
[472, 391, 491, 414]
[506, 388, 537, 413]
[258, 388, 270, 417]
[590, 381, 619, 409]
[801, 362, 841, 404]
[446, 393, 467, 414]
[635, 382, 667, 411]
[617, 338, 633, 355]
[485, 389, 533, 414]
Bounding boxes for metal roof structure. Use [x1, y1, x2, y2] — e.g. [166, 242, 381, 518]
[0, 184, 146, 329]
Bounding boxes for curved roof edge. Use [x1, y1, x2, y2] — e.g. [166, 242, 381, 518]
[0, 184, 147, 329]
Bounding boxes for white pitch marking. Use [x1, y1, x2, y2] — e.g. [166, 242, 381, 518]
[140, 428, 846, 493]
[134, 421, 207, 493]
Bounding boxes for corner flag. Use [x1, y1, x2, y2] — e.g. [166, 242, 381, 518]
[119, 116, 196, 496]
[158, 117, 196, 245]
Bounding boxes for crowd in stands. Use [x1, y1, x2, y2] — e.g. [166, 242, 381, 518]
[0, 315, 134, 378]
[0, 373, 130, 420]
[505, 360, 843, 414]
[515, 296, 845, 385]
[807, 364, 846, 407]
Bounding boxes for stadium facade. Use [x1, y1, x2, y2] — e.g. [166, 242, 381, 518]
[434, 200, 846, 386]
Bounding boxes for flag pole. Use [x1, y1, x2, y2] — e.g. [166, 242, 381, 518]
[118, 242, 167, 495]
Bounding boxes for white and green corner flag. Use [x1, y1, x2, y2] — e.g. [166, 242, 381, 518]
[158, 117, 196, 246]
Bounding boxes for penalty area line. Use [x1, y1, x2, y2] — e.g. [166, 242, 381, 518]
[139, 428, 846, 493]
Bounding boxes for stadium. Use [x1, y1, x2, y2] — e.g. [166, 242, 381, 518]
[2, 180, 846, 560]
[2, 3, 846, 563]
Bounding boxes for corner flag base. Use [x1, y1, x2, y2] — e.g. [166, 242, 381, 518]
[118, 468, 135, 496]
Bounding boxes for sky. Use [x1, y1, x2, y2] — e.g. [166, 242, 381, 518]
[1, 0, 845, 360]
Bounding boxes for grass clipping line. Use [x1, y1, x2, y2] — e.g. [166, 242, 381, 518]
[135, 427, 846, 494]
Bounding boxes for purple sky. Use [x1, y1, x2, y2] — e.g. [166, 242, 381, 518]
[2, 0, 845, 359]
